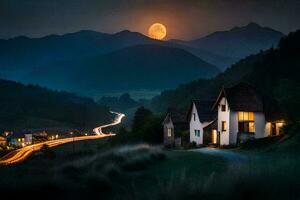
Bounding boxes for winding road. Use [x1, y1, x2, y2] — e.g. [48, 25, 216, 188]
[0, 111, 125, 165]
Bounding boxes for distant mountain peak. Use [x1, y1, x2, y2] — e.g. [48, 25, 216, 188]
[246, 22, 261, 28]
[114, 30, 148, 38]
[230, 22, 264, 32]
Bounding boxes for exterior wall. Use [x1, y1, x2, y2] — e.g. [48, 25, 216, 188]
[229, 111, 238, 145]
[163, 119, 174, 146]
[229, 111, 266, 144]
[265, 122, 271, 136]
[189, 103, 203, 145]
[218, 97, 230, 145]
[254, 112, 266, 138]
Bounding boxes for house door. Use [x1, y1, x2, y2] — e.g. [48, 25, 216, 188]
[271, 123, 276, 136]
[212, 129, 217, 144]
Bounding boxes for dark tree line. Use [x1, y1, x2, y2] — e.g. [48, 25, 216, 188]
[0, 79, 113, 131]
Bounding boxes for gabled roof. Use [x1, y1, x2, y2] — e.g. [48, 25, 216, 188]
[212, 82, 264, 112]
[163, 107, 187, 125]
[8, 132, 31, 139]
[188, 100, 216, 123]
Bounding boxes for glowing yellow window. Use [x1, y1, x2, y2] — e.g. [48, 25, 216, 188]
[238, 112, 244, 121]
[167, 128, 172, 137]
[238, 112, 254, 121]
[249, 122, 255, 132]
[249, 112, 254, 121]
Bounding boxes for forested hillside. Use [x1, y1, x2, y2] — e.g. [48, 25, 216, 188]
[151, 30, 300, 122]
[0, 79, 113, 131]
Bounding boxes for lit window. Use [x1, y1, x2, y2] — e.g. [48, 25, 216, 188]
[221, 105, 226, 112]
[238, 112, 243, 121]
[249, 112, 254, 121]
[167, 128, 172, 137]
[238, 112, 254, 121]
[249, 122, 255, 132]
[221, 121, 227, 131]
[238, 112, 255, 133]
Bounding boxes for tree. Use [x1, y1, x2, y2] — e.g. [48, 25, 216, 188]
[131, 107, 153, 133]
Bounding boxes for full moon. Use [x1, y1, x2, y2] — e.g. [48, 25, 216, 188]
[148, 23, 167, 40]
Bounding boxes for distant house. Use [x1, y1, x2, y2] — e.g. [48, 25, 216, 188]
[0, 136, 6, 146]
[7, 132, 33, 147]
[162, 108, 188, 147]
[187, 100, 217, 145]
[212, 82, 285, 145]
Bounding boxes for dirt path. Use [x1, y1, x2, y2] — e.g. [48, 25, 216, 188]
[190, 147, 248, 166]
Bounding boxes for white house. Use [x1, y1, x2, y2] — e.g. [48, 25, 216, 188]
[187, 100, 216, 145]
[212, 83, 285, 145]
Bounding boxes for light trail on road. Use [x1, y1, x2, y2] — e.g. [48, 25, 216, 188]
[93, 111, 125, 135]
[0, 111, 125, 165]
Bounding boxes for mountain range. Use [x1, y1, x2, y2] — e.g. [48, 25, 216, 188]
[0, 22, 284, 96]
[170, 23, 284, 66]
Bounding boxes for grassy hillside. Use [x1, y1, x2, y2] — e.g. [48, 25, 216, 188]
[0, 79, 113, 131]
[0, 141, 226, 199]
[2, 130, 300, 200]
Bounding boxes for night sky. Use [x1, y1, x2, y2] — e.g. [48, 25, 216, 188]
[0, 0, 299, 40]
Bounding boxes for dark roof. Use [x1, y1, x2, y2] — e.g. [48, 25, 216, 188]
[263, 97, 284, 121]
[203, 119, 218, 130]
[9, 132, 31, 139]
[188, 100, 216, 122]
[213, 82, 263, 112]
[163, 107, 187, 124]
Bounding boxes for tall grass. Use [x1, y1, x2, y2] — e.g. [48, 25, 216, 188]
[155, 153, 300, 200]
[0, 144, 165, 199]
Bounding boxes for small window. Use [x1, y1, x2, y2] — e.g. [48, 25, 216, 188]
[221, 105, 226, 112]
[194, 130, 197, 136]
[221, 121, 227, 131]
[194, 130, 200, 137]
[193, 113, 196, 121]
[167, 128, 172, 137]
